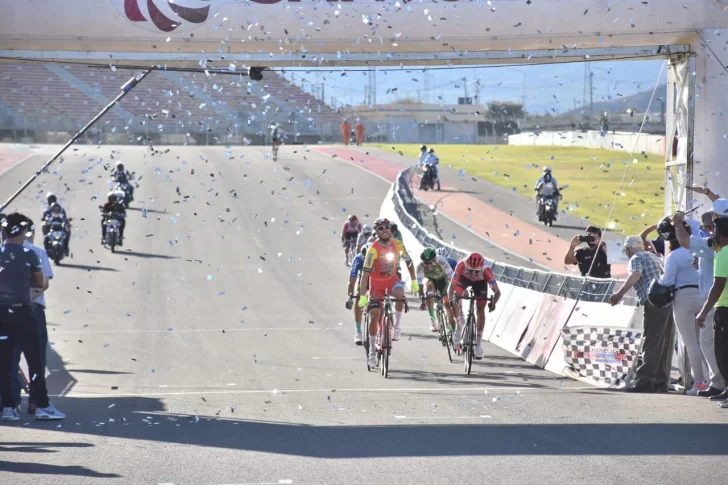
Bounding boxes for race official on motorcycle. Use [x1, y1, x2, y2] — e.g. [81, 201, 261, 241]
[112, 162, 134, 202]
[535, 167, 561, 220]
[423, 148, 441, 190]
[101, 192, 126, 246]
[41, 193, 68, 234]
[45, 204, 71, 256]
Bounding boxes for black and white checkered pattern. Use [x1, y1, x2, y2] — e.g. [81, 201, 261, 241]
[561, 327, 642, 388]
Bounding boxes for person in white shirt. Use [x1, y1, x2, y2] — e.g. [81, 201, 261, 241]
[417, 145, 428, 171]
[657, 216, 710, 395]
[422, 148, 441, 190]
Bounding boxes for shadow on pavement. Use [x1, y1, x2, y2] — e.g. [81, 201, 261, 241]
[0, 460, 121, 478]
[116, 251, 178, 260]
[56, 263, 119, 272]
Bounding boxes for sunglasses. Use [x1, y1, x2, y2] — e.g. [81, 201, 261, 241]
[376, 225, 390, 231]
[423, 260, 435, 265]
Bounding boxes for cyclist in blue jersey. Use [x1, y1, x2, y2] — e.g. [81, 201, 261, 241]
[346, 244, 368, 345]
[437, 247, 458, 271]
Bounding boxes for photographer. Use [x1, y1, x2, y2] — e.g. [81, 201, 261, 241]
[564, 226, 611, 278]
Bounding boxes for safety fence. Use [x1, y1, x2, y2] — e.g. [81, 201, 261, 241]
[385, 164, 646, 389]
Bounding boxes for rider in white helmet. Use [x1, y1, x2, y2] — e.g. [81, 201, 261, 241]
[535, 167, 561, 220]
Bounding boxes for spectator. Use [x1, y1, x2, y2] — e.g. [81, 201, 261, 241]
[355, 121, 364, 146]
[696, 217, 728, 408]
[341, 120, 351, 146]
[564, 226, 611, 278]
[10, 218, 53, 414]
[0, 213, 64, 421]
[609, 236, 675, 393]
[656, 216, 709, 395]
[674, 210, 725, 397]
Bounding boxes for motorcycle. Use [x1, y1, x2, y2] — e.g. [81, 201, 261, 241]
[103, 215, 124, 253]
[420, 164, 440, 191]
[44, 223, 67, 265]
[112, 183, 132, 208]
[538, 195, 558, 226]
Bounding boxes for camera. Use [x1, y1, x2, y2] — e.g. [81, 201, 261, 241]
[578, 235, 596, 244]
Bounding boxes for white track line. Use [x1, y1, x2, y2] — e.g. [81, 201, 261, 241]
[394, 415, 492, 420]
[52, 385, 593, 398]
[49, 327, 336, 334]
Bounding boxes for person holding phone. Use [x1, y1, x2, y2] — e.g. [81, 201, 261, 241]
[564, 226, 612, 278]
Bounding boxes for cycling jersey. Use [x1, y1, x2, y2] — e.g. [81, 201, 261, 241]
[452, 260, 497, 287]
[416, 255, 453, 285]
[363, 239, 411, 282]
[350, 254, 365, 278]
[356, 231, 372, 249]
[446, 257, 457, 272]
[342, 221, 362, 237]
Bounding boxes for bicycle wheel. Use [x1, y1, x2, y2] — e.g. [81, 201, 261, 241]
[381, 314, 391, 378]
[464, 316, 474, 375]
[438, 306, 452, 363]
[363, 312, 371, 371]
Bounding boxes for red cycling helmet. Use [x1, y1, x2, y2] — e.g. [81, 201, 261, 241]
[348, 214, 358, 222]
[373, 217, 390, 229]
[464, 252, 486, 271]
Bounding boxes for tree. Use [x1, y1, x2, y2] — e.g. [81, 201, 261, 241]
[486, 101, 525, 120]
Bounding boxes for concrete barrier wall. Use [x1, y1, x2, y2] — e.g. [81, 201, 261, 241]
[508, 130, 666, 156]
[383, 166, 645, 389]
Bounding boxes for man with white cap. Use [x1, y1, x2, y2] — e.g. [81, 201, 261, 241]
[609, 235, 675, 392]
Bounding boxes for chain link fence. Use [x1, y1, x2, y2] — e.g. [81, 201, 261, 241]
[392, 165, 641, 306]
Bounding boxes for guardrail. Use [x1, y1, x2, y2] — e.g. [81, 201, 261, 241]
[392, 164, 641, 306]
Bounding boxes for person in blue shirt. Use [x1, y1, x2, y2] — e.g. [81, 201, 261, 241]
[346, 244, 368, 346]
[437, 247, 457, 271]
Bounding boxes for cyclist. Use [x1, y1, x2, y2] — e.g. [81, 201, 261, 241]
[437, 247, 458, 272]
[270, 123, 281, 158]
[447, 252, 501, 358]
[356, 224, 373, 254]
[417, 247, 456, 333]
[359, 218, 419, 368]
[347, 244, 368, 345]
[340, 215, 362, 265]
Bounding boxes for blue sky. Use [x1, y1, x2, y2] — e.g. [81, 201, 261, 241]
[291, 59, 667, 115]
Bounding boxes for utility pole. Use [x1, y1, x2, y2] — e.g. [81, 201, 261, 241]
[372, 68, 377, 106]
[461, 77, 468, 103]
[589, 70, 594, 117]
[424, 72, 430, 104]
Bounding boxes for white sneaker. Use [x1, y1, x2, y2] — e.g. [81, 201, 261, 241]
[2, 407, 20, 422]
[35, 403, 65, 420]
[392, 326, 402, 341]
[354, 331, 362, 346]
[686, 381, 710, 396]
[475, 343, 484, 360]
[429, 319, 438, 333]
[368, 352, 378, 368]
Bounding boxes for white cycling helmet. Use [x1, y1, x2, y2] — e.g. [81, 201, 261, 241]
[362, 224, 373, 234]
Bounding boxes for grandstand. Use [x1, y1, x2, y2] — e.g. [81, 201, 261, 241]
[0, 63, 345, 145]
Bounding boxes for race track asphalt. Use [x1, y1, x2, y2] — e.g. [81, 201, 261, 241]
[0, 144, 725, 485]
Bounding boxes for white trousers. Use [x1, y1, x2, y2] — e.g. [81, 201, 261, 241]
[673, 287, 709, 383]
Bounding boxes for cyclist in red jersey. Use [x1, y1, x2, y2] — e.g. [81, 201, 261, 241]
[359, 218, 419, 368]
[447, 252, 501, 359]
[340, 215, 362, 265]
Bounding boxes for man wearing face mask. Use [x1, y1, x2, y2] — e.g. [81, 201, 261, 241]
[675, 198, 728, 399]
[564, 226, 611, 278]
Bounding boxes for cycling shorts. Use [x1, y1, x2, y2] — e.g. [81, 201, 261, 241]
[454, 276, 489, 302]
[343, 233, 358, 245]
[368, 278, 405, 308]
[425, 277, 450, 302]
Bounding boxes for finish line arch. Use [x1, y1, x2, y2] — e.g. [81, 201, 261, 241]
[1, 0, 727, 216]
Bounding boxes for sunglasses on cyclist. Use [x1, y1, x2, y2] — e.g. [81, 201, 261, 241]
[376, 225, 390, 231]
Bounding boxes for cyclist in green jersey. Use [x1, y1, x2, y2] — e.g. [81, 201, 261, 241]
[416, 247, 456, 333]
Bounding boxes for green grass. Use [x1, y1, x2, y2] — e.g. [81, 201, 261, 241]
[374, 144, 665, 236]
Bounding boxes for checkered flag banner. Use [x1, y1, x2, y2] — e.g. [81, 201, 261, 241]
[561, 326, 642, 389]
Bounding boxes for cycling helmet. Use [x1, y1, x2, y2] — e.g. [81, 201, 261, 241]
[543, 167, 552, 173]
[648, 279, 674, 308]
[464, 252, 486, 271]
[362, 224, 373, 234]
[421, 247, 437, 262]
[390, 223, 398, 232]
[107, 192, 118, 203]
[116, 162, 124, 170]
[436, 247, 450, 258]
[46, 192, 57, 204]
[373, 217, 390, 229]
[420, 144, 427, 151]
[348, 214, 358, 223]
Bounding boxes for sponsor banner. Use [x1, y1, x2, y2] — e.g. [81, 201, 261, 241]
[515, 295, 575, 369]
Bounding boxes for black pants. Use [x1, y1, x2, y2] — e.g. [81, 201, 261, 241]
[101, 218, 125, 240]
[0, 304, 49, 409]
[634, 301, 675, 389]
[714, 307, 728, 385]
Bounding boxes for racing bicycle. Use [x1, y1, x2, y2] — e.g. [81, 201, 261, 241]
[363, 290, 409, 378]
[455, 288, 494, 375]
[424, 291, 454, 363]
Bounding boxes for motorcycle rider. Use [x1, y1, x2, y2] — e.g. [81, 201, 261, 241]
[44, 203, 71, 256]
[41, 193, 68, 234]
[112, 161, 134, 202]
[101, 192, 127, 246]
[422, 148, 441, 190]
[418, 144, 429, 171]
[534, 167, 561, 221]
